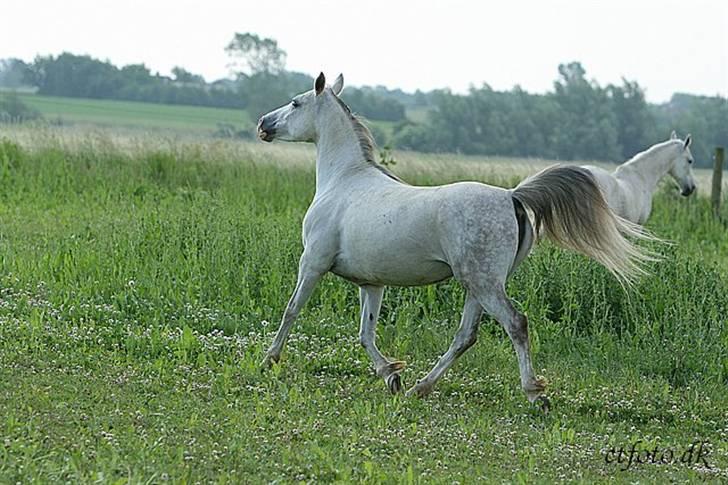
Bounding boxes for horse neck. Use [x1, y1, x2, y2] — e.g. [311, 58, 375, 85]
[616, 143, 677, 193]
[314, 105, 369, 194]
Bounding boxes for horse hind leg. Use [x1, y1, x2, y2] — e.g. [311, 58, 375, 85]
[359, 285, 406, 394]
[406, 293, 483, 397]
[477, 284, 549, 411]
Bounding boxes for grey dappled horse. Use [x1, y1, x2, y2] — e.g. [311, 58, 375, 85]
[257, 73, 653, 410]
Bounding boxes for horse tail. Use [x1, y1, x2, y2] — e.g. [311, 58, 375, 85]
[511, 164, 657, 287]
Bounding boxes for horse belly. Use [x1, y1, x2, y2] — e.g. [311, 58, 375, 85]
[331, 220, 452, 286]
[332, 252, 452, 286]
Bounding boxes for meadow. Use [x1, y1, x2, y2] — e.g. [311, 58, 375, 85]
[11, 92, 253, 133]
[1, 128, 727, 483]
[3, 92, 399, 143]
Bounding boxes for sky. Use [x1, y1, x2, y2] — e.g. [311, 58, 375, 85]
[1, 0, 726, 102]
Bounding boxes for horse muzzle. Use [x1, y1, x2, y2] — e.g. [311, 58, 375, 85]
[681, 184, 696, 197]
[257, 117, 277, 143]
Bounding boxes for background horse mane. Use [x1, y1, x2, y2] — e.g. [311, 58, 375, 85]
[616, 139, 680, 173]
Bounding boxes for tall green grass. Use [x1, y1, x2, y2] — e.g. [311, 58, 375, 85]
[1, 136, 727, 482]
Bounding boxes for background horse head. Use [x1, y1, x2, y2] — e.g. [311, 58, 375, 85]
[668, 130, 696, 197]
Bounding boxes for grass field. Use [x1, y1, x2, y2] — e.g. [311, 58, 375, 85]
[1, 131, 728, 483]
[3, 91, 398, 143]
[7, 92, 253, 133]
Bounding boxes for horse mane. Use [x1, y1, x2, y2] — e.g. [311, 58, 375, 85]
[331, 94, 405, 183]
[615, 139, 680, 174]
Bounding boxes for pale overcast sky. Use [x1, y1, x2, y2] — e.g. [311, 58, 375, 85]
[1, 0, 726, 102]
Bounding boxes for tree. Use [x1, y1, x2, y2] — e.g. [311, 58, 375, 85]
[225, 33, 287, 76]
[0, 92, 41, 123]
[551, 62, 622, 161]
[341, 87, 406, 122]
[0, 59, 32, 88]
[607, 79, 655, 159]
[171, 67, 205, 85]
[29, 53, 121, 97]
[237, 71, 311, 118]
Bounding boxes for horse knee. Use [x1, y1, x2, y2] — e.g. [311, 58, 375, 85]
[454, 329, 478, 357]
[464, 330, 478, 349]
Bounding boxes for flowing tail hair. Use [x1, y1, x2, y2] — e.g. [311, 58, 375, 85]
[511, 164, 658, 287]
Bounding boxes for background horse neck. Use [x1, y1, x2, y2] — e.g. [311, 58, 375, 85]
[614, 142, 678, 193]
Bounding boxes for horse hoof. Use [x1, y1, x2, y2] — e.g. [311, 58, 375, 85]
[535, 395, 550, 414]
[260, 354, 279, 371]
[379, 361, 406, 375]
[386, 373, 403, 394]
[405, 381, 432, 398]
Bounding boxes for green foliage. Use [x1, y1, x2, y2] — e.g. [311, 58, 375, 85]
[653, 93, 728, 164]
[552, 62, 622, 160]
[6, 48, 724, 162]
[24, 52, 245, 109]
[378, 145, 397, 167]
[0, 58, 32, 88]
[342, 87, 406, 122]
[1, 138, 727, 482]
[225, 32, 287, 75]
[393, 62, 726, 166]
[237, 71, 312, 119]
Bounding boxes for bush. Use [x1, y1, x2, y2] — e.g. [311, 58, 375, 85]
[0, 92, 41, 123]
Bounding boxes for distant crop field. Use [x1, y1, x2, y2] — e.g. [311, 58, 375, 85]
[12, 92, 252, 133]
[1, 129, 727, 482]
[2, 91, 404, 143]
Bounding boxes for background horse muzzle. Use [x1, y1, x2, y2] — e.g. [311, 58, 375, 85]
[681, 183, 696, 197]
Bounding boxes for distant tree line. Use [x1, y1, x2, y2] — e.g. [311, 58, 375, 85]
[1, 35, 725, 166]
[0, 40, 408, 124]
[1, 55, 245, 109]
[392, 62, 727, 167]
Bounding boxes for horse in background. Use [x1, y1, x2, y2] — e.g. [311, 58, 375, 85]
[583, 132, 696, 224]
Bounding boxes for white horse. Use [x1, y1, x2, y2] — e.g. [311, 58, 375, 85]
[257, 73, 652, 409]
[583, 133, 697, 224]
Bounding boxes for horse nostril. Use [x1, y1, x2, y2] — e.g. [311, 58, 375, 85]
[257, 117, 277, 142]
[257, 117, 270, 133]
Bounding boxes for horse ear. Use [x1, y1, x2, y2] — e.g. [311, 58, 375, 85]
[315, 72, 326, 96]
[670, 130, 677, 140]
[684, 134, 692, 148]
[332, 74, 344, 96]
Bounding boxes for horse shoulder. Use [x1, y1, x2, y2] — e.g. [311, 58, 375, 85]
[301, 194, 344, 261]
[583, 165, 638, 221]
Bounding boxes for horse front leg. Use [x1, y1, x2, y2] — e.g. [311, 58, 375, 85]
[261, 256, 324, 368]
[359, 285, 406, 393]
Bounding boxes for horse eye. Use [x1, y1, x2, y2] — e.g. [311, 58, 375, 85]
[688, 159, 693, 165]
[291, 100, 300, 108]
